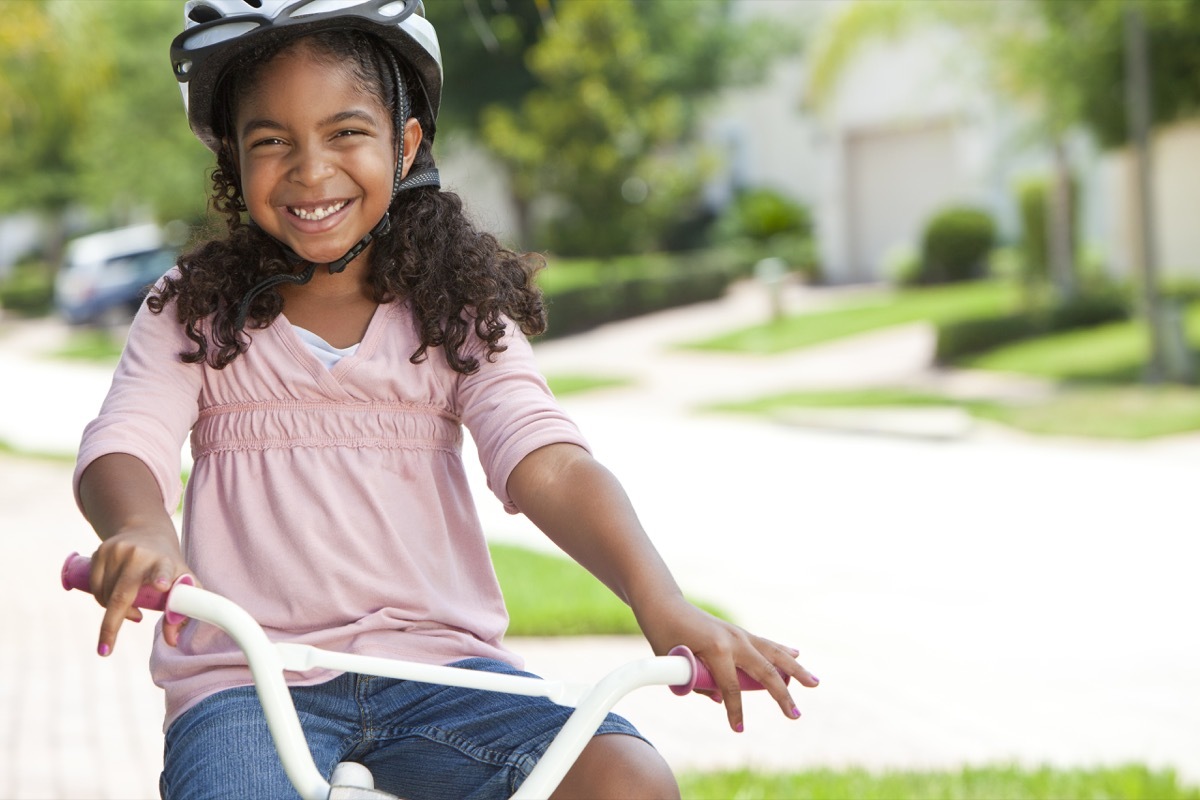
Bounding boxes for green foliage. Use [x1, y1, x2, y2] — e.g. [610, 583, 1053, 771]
[0, 0, 82, 213]
[1016, 176, 1051, 284]
[964, 300, 1200, 384]
[935, 291, 1130, 363]
[918, 207, 996, 285]
[422, 0, 544, 134]
[0, 1, 210, 226]
[715, 188, 811, 243]
[0, 262, 54, 316]
[1015, 172, 1080, 291]
[679, 764, 1200, 800]
[1028, 0, 1200, 148]
[480, 0, 797, 256]
[543, 264, 731, 339]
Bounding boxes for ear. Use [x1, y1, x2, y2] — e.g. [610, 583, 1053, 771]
[399, 118, 423, 179]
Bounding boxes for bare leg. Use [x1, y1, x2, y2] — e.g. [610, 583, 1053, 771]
[549, 734, 680, 800]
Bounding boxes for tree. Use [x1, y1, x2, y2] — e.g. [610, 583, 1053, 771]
[65, 0, 212, 225]
[0, 0, 83, 265]
[476, 0, 793, 256]
[0, 1, 211, 267]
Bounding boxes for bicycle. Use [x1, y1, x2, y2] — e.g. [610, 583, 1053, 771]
[62, 552, 783, 799]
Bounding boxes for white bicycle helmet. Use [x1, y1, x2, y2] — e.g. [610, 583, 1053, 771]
[171, 0, 442, 153]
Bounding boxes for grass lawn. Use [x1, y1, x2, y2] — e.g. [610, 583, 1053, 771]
[545, 373, 634, 396]
[490, 542, 728, 636]
[50, 328, 126, 362]
[710, 384, 1200, 440]
[678, 764, 1199, 800]
[683, 280, 1021, 355]
[698, 285, 1200, 440]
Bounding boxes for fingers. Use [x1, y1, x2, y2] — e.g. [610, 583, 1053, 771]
[91, 547, 181, 657]
[697, 636, 819, 733]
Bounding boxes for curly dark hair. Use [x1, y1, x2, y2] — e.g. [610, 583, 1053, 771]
[148, 28, 546, 374]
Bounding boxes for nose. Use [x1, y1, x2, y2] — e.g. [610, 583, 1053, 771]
[287, 141, 336, 186]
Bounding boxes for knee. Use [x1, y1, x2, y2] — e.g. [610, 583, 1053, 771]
[551, 734, 680, 800]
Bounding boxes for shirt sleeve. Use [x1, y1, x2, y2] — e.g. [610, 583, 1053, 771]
[456, 322, 590, 514]
[73, 287, 203, 516]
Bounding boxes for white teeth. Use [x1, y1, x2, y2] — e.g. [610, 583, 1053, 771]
[289, 201, 347, 221]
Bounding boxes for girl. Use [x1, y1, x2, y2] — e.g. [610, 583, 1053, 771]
[76, 1, 817, 798]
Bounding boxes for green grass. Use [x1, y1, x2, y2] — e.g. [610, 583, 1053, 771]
[678, 764, 1199, 800]
[50, 329, 125, 363]
[683, 280, 1021, 354]
[546, 373, 634, 396]
[0, 438, 76, 463]
[490, 543, 728, 636]
[709, 384, 1200, 440]
[537, 253, 682, 294]
[963, 302, 1200, 383]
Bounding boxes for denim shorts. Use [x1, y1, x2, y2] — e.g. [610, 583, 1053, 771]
[159, 658, 648, 800]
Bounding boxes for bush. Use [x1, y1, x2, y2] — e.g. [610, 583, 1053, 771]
[935, 291, 1130, 364]
[1016, 173, 1078, 288]
[0, 262, 55, 317]
[716, 188, 811, 243]
[918, 206, 996, 285]
[543, 266, 730, 339]
[540, 250, 736, 339]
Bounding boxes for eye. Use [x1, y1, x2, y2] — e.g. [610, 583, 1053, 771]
[249, 136, 286, 149]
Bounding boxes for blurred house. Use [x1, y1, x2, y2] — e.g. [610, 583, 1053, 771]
[1102, 119, 1200, 280]
[710, 0, 1200, 285]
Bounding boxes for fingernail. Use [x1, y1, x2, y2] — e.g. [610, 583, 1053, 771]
[98, 644, 111, 657]
[734, 722, 744, 733]
[790, 706, 801, 719]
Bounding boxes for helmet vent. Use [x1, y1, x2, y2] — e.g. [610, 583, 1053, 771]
[242, 0, 263, 7]
[187, 4, 222, 24]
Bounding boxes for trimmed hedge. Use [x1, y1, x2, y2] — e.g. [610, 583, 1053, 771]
[935, 292, 1130, 364]
[542, 266, 731, 339]
[919, 206, 996, 285]
[0, 263, 55, 316]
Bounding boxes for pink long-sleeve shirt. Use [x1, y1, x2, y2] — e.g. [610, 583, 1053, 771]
[74, 293, 589, 729]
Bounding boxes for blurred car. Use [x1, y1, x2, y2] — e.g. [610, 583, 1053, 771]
[54, 224, 179, 325]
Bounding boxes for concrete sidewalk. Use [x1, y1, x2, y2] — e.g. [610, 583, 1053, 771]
[3, 283, 1199, 798]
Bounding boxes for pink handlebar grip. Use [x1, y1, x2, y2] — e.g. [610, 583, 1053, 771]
[61, 552, 193, 626]
[668, 645, 790, 696]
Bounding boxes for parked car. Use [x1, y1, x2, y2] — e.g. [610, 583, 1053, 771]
[55, 224, 179, 325]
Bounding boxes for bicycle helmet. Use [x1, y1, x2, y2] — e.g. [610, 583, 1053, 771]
[170, 0, 445, 321]
[171, 0, 442, 153]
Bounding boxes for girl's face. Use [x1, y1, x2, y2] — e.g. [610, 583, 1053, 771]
[233, 42, 419, 266]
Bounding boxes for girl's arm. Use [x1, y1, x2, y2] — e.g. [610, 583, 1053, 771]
[506, 442, 818, 732]
[78, 453, 193, 657]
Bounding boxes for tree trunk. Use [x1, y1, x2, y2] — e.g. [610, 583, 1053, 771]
[1048, 138, 1077, 299]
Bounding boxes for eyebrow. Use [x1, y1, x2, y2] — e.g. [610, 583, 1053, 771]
[240, 109, 382, 141]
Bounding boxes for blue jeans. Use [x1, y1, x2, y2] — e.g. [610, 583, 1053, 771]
[159, 658, 647, 800]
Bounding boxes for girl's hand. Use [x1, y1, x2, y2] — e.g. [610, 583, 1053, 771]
[636, 595, 819, 733]
[89, 527, 195, 657]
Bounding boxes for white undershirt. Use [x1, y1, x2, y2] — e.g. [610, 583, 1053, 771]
[291, 324, 360, 368]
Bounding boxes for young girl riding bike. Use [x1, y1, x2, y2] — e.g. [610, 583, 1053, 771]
[74, 1, 818, 797]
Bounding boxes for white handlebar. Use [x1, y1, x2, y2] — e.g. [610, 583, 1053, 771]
[165, 583, 694, 800]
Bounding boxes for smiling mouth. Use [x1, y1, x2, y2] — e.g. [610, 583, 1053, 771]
[287, 200, 349, 221]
